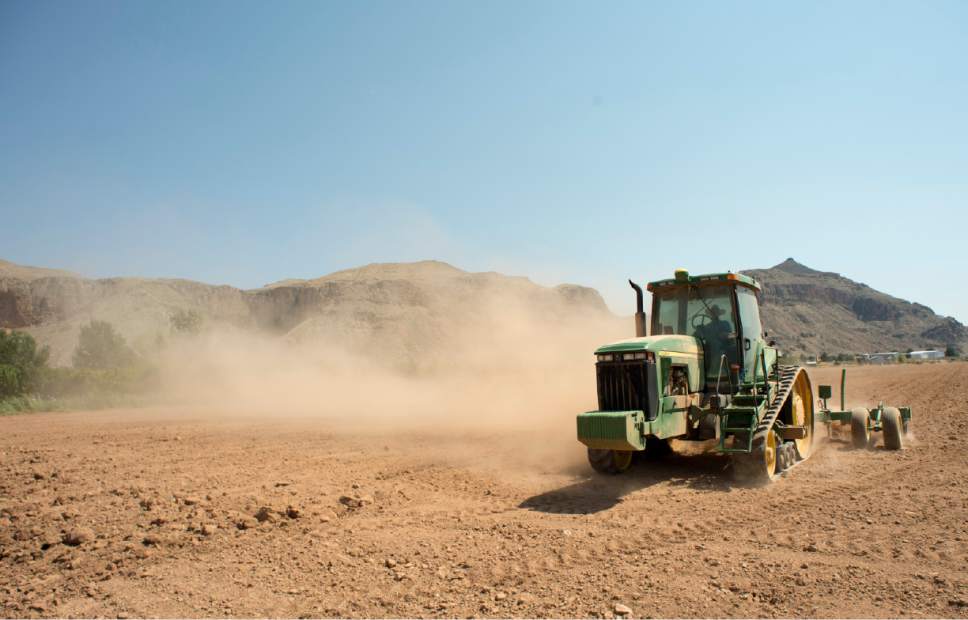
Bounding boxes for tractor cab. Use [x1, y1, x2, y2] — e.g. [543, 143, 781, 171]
[647, 269, 765, 389]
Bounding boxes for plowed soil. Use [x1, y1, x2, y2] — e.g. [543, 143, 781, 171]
[2, 363, 966, 618]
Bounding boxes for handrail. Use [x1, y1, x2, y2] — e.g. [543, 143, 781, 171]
[714, 354, 728, 396]
[751, 349, 759, 396]
[760, 349, 769, 396]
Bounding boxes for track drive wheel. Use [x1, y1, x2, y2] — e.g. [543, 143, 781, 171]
[790, 370, 814, 459]
[851, 408, 871, 449]
[881, 407, 904, 450]
[732, 430, 778, 483]
[587, 448, 634, 475]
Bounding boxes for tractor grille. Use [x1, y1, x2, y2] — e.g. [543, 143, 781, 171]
[596, 359, 657, 419]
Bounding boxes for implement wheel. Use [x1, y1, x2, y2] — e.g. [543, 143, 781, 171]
[882, 407, 903, 450]
[851, 408, 871, 449]
[587, 449, 633, 475]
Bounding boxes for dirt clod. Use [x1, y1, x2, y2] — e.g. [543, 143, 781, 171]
[63, 527, 95, 546]
[338, 495, 373, 509]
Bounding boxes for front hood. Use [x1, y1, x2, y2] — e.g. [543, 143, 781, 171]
[595, 334, 700, 355]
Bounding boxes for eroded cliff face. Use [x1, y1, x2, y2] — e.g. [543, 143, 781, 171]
[0, 260, 615, 367]
[743, 258, 966, 356]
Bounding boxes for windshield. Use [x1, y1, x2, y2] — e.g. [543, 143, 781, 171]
[652, 284, 738, 380]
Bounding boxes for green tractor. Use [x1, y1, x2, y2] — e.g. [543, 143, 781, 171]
[576, 268, 909, 483]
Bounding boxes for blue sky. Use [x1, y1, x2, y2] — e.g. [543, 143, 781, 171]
[1, 1, 966, 320]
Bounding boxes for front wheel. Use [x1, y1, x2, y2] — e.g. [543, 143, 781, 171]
[587, 448, 634, 475]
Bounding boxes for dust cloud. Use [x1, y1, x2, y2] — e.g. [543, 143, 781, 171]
[153, 291, 629, 442]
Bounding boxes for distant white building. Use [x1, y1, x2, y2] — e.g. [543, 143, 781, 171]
[908, 349, 944, 361]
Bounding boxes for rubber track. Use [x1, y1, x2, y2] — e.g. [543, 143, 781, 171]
[753, 365, 800, 446]
[732, 365, 801, 477]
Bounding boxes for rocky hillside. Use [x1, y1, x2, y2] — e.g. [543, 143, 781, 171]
[2, 257, 963, 366]
[0, 259, 613, 367]
[743, 258, 967, 357]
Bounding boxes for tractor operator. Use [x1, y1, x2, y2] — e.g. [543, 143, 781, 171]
[694, 303, 734, 373]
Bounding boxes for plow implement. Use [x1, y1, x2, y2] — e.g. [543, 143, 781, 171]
[818, 368, 912, 450]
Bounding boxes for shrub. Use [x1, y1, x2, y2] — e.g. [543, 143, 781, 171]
[0, 331, 50, 396]
[72, 321, 135, 369]
[170, 309, 203, 336]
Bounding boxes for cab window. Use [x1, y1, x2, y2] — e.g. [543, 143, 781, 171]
[652, 284, 739, 381]
[736, 287, 762, 341]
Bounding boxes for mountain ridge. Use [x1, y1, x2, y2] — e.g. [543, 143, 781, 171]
[1, 257, 964, 364]
[741, 258, 965, 356]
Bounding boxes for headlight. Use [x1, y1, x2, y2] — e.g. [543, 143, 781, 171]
[598, 351, 653, 362]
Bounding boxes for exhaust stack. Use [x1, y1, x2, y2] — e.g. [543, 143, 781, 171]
[629, 280, 646, 337]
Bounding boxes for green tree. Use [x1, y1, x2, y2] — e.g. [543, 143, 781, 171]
[0, 331, 50, 396]
[170, 309, 203, 336]
[820, 351, 832, 363]
[946, 344, 962, 358]
[72, 321, 135, 369]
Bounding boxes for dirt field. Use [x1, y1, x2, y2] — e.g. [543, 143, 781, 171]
[2, 363, 967, 618]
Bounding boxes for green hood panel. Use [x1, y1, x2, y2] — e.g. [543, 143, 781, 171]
[596, 334, 700, 355]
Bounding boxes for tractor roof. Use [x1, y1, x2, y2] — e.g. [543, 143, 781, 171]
[647, 269, 760, 292]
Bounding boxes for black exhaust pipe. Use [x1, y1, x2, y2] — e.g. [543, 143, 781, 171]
[629, 280, 646, 337]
